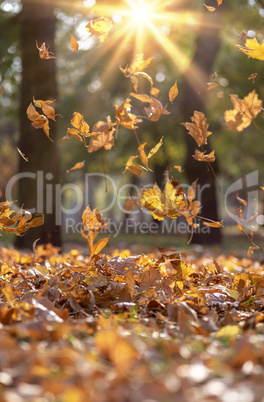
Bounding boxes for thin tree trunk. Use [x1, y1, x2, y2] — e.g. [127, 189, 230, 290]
[15, 0, 61, 248]
[180, 2, 222, 245]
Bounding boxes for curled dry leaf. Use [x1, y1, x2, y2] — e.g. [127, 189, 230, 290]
[204, 4, 216, 12]
[193, 149, 216, 163]
[174, 165, 184, 172]
[26, 99, 58, 142]
[169, 81, 179, 103]
[86, 17, 113, 43]
[16, 147, 28, 162]
[207, 82, 219, 91]
[182, 111, 212, 147]
[36, 42, 55, 59]
[144, 97, 169, 121]
[67, 161, 85, 173]
[123, 156, 144, 176]
[202, 220, 224, 228]
[115, 98, 142, 130]
[70, 35, 79, 51]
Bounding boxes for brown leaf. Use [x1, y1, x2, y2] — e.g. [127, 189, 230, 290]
[144, 97, 169, 121]
[138, 143, 149, 168]
[67, 161, 85, 173]
[207, 82, 219, 91]
[147, 136, 164, 159]
[36, 42, 55, 59]
[204, 4, 216, 11]
[130, 93, 152, 103]
[174, 165, 184, 172]
[123, 156, 144, 176]
[203, 220, 223, 228]
[193, 149, 216, 162]
[169, 81, 179, 103]
[182, 111, 212, 147]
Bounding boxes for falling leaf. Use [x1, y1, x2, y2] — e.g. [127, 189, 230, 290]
[70, 35, 79, 51]
[193, 149, 216, 162]
[235, 38, 264, 60]
[204, 4, 216, 12]
[0, 88, 4, 95]
[120, 53, 154, 75]
[67, 161, 85, 173]
[138, 143, 149, 168]
[82, 205, 109, 232]
[207, 82, 219, 91]
[86, 17, 113, 42]
[130, 93, 152, 103]
[88, 117, 115, 152]
[239, 30, 248, 41]
[123, 198, 136, 212]
[182, 111, 212, 147]
[224, 90, 262, 132]
[123, 156, 144, 176]
[144, 97, 169, 122]
[217, 0, 223, 5]
[203, 220, 224, 228]
[150, 87, 160, 97]
[174, 165, 184, 172]
[16, 147, 28, 162]
[169, 81, 179, 103]
[36, 42, 55, 59]
[147, 137, 164, 159]
[212, 71, 218, 79]
[115, 98, 142, 130]
[217, 91, 224, 98]
[248, 73, 257, 82]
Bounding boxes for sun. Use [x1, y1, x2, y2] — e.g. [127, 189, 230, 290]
[81, 0, 203, 88]
[125, 0, 155, 27]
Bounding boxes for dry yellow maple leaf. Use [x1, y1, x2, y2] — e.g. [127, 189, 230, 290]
[224, 90, 262, 132]
[139, 181, 183, 221]
[86, 17, 113, 43]
[81, 205, 110, 256]
[182, 111, 212, 147]
[235, 38, 264, 61]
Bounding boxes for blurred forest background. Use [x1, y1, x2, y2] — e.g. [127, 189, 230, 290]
[0, 0, 264, 250]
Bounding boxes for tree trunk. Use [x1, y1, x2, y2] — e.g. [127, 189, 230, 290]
[180, 2, 222, 245]
[15, 0, 61, 248]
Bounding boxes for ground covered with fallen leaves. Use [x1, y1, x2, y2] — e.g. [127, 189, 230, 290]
[1, 245, 264, 401]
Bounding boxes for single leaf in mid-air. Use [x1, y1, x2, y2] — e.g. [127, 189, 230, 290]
[36, 42, 55, 59]
[123, 156, 144, 176]
[203, 220, 224, 228]
[67, 161, 85, 173]
[204, 4, 216, 11]
[70, 35, 79, 51]
[193, 149, 216, 162]
[207, 82, 219, 91]
[16, 148, 28, 162]
[169, 81, 179, 103]
[86, 17, 113, 42]
[182, 111, 212, 147]
[235, 38, 264, 61]
[144, 97, 169, 122]
[224, 90, 262, 131]
[147, 137, 164, 159]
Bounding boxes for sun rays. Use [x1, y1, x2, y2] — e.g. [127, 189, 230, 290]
[79, 0, 212, 92]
